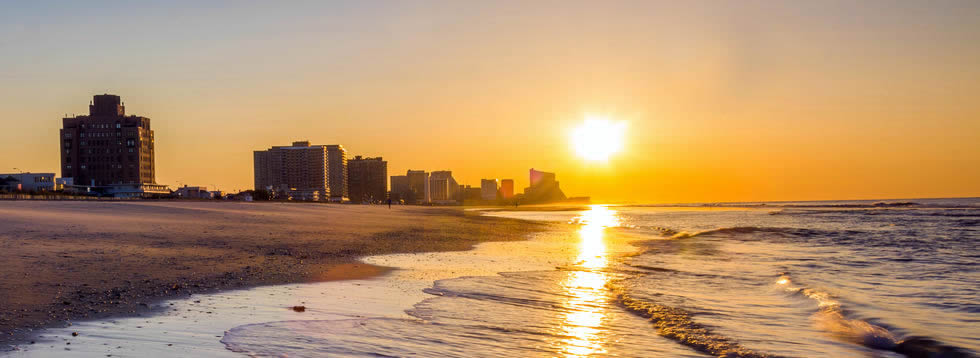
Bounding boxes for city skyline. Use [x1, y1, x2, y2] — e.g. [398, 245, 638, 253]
[1, 1, 979, 202]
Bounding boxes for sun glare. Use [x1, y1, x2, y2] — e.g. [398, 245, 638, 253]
[572, 116, 626, 162]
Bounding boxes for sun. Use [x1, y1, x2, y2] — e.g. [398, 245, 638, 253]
[572, 116, 626, 162]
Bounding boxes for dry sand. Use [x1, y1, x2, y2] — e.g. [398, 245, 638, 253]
[0, 200, 548, 347]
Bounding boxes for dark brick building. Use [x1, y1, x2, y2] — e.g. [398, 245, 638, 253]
[347, 156, 387, 203]
[60, 94, 156, 187]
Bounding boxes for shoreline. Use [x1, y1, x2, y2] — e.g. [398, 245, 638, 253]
[0, 201, 551, 349]
[7, 205, 637, 357]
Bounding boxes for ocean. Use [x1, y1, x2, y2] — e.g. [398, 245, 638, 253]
[9, 199, 977, 357]
[222, 198, 978, 357]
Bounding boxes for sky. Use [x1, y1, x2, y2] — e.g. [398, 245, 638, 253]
[1, 1, 978, 203]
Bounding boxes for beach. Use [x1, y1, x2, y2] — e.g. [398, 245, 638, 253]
[0, 201, 547, 348]
[1, 200, 977, 357]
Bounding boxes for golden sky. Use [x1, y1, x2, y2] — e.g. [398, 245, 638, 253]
[1, 1, 978, 202]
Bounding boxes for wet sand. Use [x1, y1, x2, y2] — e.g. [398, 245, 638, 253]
[0, 201, 548, 348]
[5, 206, 662, 357]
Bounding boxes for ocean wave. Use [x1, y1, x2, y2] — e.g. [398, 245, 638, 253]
[777, 274, 973, 357]
[609, 282, 778, 358]
[667, 226, 825, 239]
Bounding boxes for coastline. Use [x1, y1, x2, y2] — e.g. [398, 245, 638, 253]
[6, 204, 661, 357]
[0, 201, 551, 349]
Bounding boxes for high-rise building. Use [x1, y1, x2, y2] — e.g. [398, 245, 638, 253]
[499, 179, 515, 199]
[390, 175, 411, 203]
[326, 145, 348, 201]
[481, 179, 498, 201]
[407, 170, 431, 204]
[429, 170, 459, 202]
[60, 94, 168, 197]
[253, 141, 329, 199]
[523, 168, 566, 203]
[348, 156, 387, 203]
[462, 185, 483, 202]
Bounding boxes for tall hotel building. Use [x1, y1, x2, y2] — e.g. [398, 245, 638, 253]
[347, 156, 387, 203]
[254, 141, 329, 198]
[481, 179, 499, 201]
[60, 94, 168, 197]
[429, 170, 459, 202]
[253, 141, 348, 201]
[326, 145, 348, 201]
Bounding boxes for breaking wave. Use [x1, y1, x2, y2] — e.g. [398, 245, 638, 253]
[667, 226, 826, 239]
[609, 282, 777, 358]
[777, 274, 973, 357]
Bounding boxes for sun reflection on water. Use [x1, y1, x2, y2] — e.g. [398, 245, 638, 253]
[557, 205, 619, 357]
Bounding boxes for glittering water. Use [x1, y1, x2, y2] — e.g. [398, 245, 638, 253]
[222, 199, 978, 357]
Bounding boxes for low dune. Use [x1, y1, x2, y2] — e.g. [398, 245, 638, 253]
[0, 200, 548, 346]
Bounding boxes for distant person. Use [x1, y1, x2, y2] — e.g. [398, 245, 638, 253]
[387, 198, 392, 209]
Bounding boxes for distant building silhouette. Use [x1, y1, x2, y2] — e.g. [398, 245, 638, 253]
[348, 156, 387, 203]
[326, 145, 348, 201]
[407, 170, 431, 204]
[390, 175, 411, 203]
[499, 179, 514, 199]
[523, 168, 567, 203]
[253, 141, 330, 200]
[481, 179, 498, 201]
[462, 185, 483, 202]
[60, 94, 167, 197]
[429, 170, 460, 203]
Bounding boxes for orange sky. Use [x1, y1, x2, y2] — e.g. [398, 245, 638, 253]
[1, 1, 978, 203]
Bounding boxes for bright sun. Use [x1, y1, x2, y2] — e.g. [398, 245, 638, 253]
[572, 116, 626, 162]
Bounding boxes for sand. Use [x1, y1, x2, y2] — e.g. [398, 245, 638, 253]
[0, 200, 548, 347]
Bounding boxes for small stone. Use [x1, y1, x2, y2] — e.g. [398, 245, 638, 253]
[291, 305, 306, 312]
[72, 332, 78, 336]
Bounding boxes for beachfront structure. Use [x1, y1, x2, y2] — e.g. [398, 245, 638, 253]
[429, 170, 460, 203]
[0, 173, 57, 192]
[523, 168, 567, 203]
[326, 145, 348, 201]
[499, 179, 515, 199]
[390, 175, 411, 203]
[481, 179, 498, 201]
[462, 185, 482, 202]
[174, 185, 213, 199]
[253, 141, 330, 200]
[60, 95, 164, 196]
[347, 156, 388, 203]
[407, 170, 431, 204]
